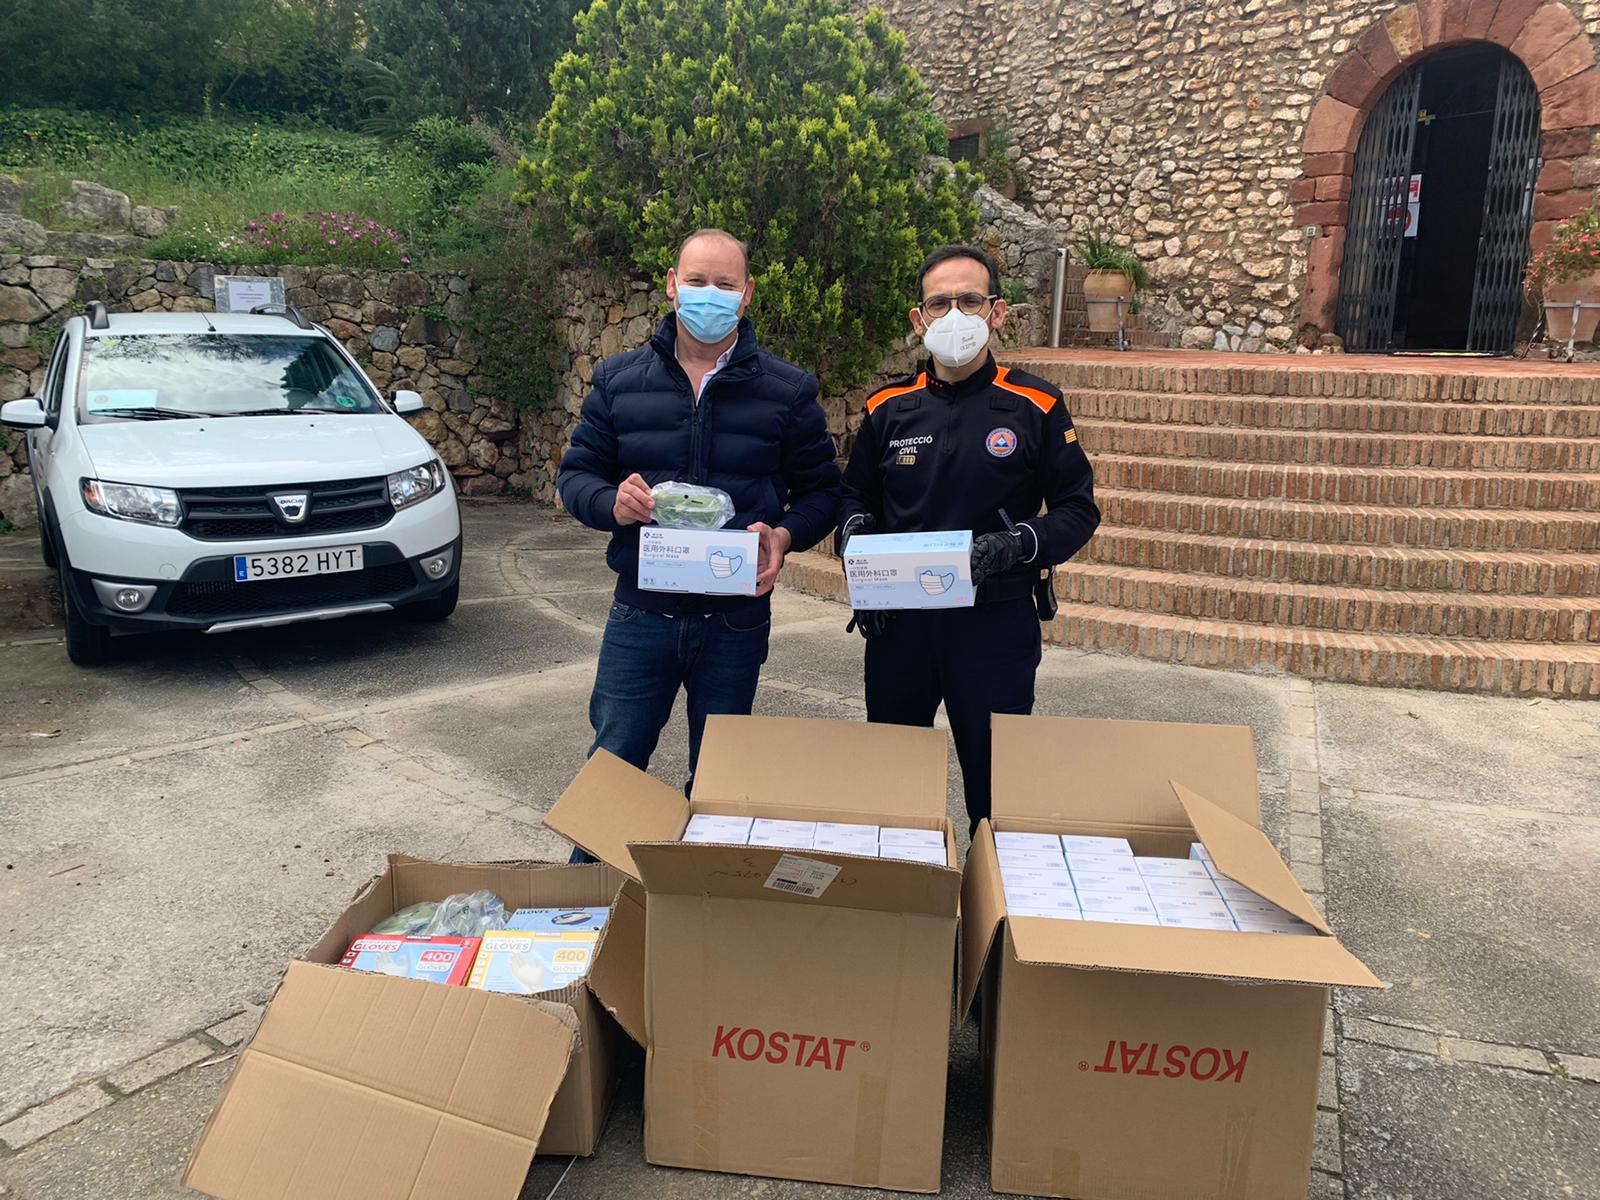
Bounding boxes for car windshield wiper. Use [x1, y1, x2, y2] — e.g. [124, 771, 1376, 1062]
[228, 408, 332, 416]
[93, 407, 206, 420]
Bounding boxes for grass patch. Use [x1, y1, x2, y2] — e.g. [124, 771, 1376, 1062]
[4, 108, 510, 269]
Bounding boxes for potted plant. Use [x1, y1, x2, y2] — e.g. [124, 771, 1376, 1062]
[1074, 232, 1148, 333]
[1528, 209, 1600, 345]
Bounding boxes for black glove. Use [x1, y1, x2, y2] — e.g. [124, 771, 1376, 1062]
[836, 512, 876, 556]
[846, 610, 890, 639]
[970, 530, 1025, 589]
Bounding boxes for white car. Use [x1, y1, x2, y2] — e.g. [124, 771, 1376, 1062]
[1, 302, 461, 664]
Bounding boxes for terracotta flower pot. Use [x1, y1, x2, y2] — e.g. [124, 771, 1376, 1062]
[1543, 270, 1600, 344]
[1082, 269, 1134, 332]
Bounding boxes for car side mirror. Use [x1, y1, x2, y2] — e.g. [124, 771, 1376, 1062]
[0, 397, 46, 430]
[392, 389, 425, 416]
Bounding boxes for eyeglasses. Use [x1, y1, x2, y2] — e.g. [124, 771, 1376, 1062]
[918, 292, 999, 319]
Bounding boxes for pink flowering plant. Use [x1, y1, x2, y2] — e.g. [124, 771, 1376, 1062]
[1527, 210, 1600, 293]
[232, 211, 412, 268]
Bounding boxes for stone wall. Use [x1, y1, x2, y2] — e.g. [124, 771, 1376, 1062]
[874, 0, 1600, 351]
[0, 255, 533, 529]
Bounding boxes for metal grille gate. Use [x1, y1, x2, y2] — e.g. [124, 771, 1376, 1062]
[1335, 52, 1542, 354]
[1335, 65, 1423, 352]
[1466, 57, 1542, 353]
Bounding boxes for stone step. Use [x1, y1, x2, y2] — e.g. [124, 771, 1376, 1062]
[1055, 562, 1600, 643]
[1092, 453, 1600, 511]
[1061, 390, 1600, 438]
[1047, 601, 1600, 698]
[1005, 351, 1600, 404]
[1052, 329, 1172, 350]
[1078, 420, 1600, 472]
[1081, 525, 1600, 595]
[1095, 489, 1600, 553]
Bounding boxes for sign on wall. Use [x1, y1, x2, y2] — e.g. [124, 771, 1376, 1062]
[214, 275, 285, 314]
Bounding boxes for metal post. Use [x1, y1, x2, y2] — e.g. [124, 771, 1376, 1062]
[1050, 247, 1067, 349]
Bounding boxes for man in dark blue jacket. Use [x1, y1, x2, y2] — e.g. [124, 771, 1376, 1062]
[559, 228, 842, 791]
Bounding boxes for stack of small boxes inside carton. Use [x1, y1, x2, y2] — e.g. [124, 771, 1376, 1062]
[995, 832, 1314, 934]
[681, 813, 949, 864]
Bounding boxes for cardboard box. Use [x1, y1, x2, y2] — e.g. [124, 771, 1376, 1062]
[962, 715, 1383, 1200]
[546, 715, 961, 1193]
[185, 857, 631, 1200]
[841, 530, 975, 610]
[638, 525, 759, 596]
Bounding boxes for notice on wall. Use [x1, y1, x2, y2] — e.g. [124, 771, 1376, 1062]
[215, 275, 285, 314]
[1405, 174, 1421, 239]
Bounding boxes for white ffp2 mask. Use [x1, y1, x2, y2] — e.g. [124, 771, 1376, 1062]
[921, 308, 991, 368]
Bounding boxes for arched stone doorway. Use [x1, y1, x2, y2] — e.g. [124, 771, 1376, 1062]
[1338, 44, 1539, 353]
[1297, 0, 1600, 351]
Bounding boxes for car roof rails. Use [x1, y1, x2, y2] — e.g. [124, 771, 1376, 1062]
[84, 300, 111, 330]
[249, 302, 314, 330]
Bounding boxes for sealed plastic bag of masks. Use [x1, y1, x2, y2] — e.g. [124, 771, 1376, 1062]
[650, 481, 734, 531]
[369, 890, 508, 938]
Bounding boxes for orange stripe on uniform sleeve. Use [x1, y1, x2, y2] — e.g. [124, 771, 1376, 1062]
[866, 372, 927, 413]
[993, 366, 1059, 413]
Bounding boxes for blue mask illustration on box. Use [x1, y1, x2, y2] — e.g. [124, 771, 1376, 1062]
[676, 283, 743, 343]
[708, 548, 746, 580]
[918, 569, 956, 596]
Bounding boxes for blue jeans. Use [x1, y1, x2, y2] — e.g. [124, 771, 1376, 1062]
[570, 601, 771, 863]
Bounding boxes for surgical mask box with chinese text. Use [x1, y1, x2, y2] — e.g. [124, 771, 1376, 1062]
[638, 525, 759, 596]
[681, 813, 755, 844]
[842, 530, 974, 610]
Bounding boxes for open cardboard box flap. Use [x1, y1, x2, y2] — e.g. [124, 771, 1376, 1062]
[184, 961, 578, 1200]
[587, 879, 647, 1047]
[1174, 781, 1330, 934]
[543, 750, 688, 880]
[958, 820, 1007, 1017]
[991, 713, 1260, 831]
[630, 842, 961, 918]
[691, 714, 948, 820]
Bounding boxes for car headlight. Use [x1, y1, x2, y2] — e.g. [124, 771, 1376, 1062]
[81, 479, 182, 527]
[387, 459, 448, 511]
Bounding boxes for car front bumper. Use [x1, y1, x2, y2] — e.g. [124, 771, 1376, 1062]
[62, 534, 464, 635]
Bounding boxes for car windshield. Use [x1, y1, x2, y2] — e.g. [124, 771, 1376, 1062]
[81, 333, 382, 419]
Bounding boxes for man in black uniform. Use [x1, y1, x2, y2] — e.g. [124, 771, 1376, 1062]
[838, 244, 1099, 831]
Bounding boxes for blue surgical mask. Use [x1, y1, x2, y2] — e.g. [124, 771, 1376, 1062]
[675, 283, 744, 343]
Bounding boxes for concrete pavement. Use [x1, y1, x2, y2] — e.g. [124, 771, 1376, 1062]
[1, 501, 1597, 1200]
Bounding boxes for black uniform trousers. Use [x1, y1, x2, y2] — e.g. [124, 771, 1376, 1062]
[864, 596, 1042, 832]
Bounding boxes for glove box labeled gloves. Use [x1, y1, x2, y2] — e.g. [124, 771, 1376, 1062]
[841, 530, 974, 609]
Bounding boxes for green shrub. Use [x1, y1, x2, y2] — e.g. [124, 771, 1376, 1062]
[522, 0, 976, 393]
[462, 209, 569, 413]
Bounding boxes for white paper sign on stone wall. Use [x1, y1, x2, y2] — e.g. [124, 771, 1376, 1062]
[215, 275, 285, 313]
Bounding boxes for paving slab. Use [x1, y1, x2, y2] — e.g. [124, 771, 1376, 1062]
[0, 1060, 226, 1200]
[0, 640, 287, 776]
[1325, 791, 1600, 1053]
[1316, 681, 1600, 817]
[231, 599, 600, 710]
[1339, 1041, 1600, 1200]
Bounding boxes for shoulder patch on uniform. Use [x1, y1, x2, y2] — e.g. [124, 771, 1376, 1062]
[866, 372, 927, 414]
[992, 366, 1058, 413]
[1064, 428, 1079, 444]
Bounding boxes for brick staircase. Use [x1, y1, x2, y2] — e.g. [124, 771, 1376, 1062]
[784, 350, 1600, 698]
[1018, 350, 1600, 698]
